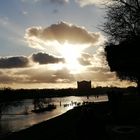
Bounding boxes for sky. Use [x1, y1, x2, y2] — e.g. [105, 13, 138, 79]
[0, 0, 136, 89]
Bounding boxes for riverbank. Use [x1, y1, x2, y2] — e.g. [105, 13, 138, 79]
[1, 102, 110, 140]
[1, 98, 140, 140]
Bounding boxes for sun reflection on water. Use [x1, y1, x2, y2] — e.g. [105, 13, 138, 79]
[0, 95, 108, 135]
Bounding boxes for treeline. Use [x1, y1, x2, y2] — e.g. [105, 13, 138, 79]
[0, 87, 137, 102]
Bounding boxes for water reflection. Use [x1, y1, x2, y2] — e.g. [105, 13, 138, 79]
[0, 101, 23, 117]
[0, 95, 108, 136]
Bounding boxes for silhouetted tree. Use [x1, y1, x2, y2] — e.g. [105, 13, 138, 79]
[103, 0, 140, 88]
[103, 0, 140, 43]
[105, 38, 140, 88]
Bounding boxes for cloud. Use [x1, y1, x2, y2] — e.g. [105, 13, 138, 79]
[75, 0, 112, 7]
[0, 71, 11, 83]
[78, 47, 108, 68]
[0, 17, 9, 26]
[74, 47, 115, 81]
[22, 11, 28, 15]
[0, 52, 64, 69]
[87, 66, 109, 73]
[21, 0, 109, 7]
[0, 59, 135, 88]
[25, 21, 102, 50]
[75, 70, 116, 82]
[53, 9, 59, 14]
[31, 52, 64, 64]
[78, 53, 92, 66]
[0, 56, 29, 68]
[49, 0, 69, 4]
[0, 65, 74, 84]
[21, 0, 68, 5]
[74, 48, 115, 82]
[0, 69, 31, 84]
[91, 47, 108, 67]
[21, 0, 40, 3]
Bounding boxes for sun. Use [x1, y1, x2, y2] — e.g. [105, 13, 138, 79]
[60, 42, 84, 73]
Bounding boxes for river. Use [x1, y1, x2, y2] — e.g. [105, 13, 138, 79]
[0, 95, 108, 137]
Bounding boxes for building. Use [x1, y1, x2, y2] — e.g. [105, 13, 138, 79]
[77, 80, 91, 90]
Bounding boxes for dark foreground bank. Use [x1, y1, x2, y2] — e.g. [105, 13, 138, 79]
[0, 102, 110, 140]
[1, 100, 140, 140]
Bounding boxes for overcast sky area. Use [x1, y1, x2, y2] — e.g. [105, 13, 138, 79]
[0, 0, 136, 89]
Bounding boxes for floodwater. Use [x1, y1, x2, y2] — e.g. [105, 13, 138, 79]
[0, 95, 108, 136]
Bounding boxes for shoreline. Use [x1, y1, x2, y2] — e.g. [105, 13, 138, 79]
[0, 102, 110, 140]
[1, 98, 140, 140]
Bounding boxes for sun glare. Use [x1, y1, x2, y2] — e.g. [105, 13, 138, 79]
[60, 42, 84, 73]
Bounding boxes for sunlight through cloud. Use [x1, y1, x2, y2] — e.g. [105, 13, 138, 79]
[24, 21, 105, 73]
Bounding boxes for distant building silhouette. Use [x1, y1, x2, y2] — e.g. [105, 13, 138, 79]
[77, 80, 91, 90]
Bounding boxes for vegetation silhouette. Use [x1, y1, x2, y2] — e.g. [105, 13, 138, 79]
[0, 87, 136, 101]
[32, 98, 56, 113]
[102, 0, 140, 43]
[102, 0, 140, 88]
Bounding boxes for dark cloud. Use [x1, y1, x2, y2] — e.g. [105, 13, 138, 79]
[78, 53, 92, 66]
[25, 21, 101, 46]
[0, 52, 64, 69]
[0, 56, 29, 68]
[31, 52, 64, 64]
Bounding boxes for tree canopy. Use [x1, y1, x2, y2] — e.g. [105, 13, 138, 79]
[103, 0, 140, 43]
[103, 0, 140, 88]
